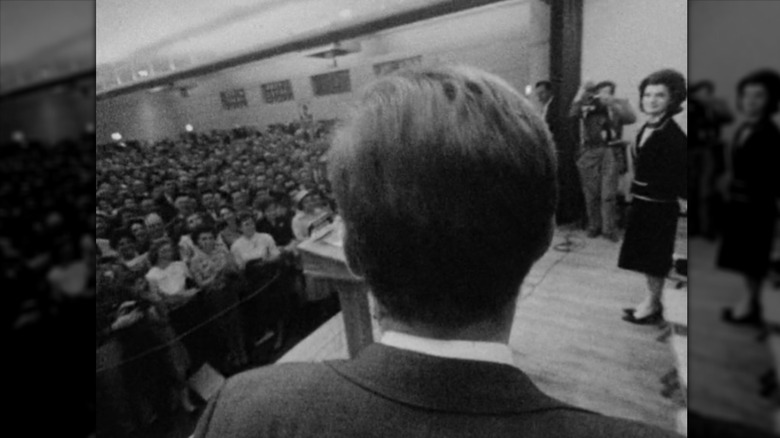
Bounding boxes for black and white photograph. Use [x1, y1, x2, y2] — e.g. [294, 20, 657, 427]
[688, 0, 780, 436]
[91, 1, 689, 437]
[1, 0, 739, 437]
[1, 1, 95, 437]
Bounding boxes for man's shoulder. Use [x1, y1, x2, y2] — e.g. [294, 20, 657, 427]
[196, 356, 682, 438]
[542, 410, 681, 438]
[195, 362, 344, 436]
[229, 361, 333, 386]
[217, 361, 344, 408]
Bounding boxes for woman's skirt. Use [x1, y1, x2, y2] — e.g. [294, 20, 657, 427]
[618, 199, 680, 277]
[717, 199, 777, 278]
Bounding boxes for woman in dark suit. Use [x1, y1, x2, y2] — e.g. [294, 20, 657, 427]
[718, 70, 780, 326]
[619, 69, 687, 324]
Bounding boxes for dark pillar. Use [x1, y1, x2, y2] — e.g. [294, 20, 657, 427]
[549, 0, 585, 226]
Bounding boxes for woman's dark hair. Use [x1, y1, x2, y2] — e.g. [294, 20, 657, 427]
[109, 230, 135, 250]
[147, 238, 174, 265]
[737, 69, 780, 116]
[638, 69, 687, 115]
[236, 212, 255, 227]
[191, 226, 217, 247]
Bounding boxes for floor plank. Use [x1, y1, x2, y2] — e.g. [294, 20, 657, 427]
[688, 238, 776, 432]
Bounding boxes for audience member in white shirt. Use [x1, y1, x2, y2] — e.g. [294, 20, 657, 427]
[230, 212, 280, 270]
[291, 190, 328, 241]
[145, 240, 198, 310]
[47, 238, 90, 300]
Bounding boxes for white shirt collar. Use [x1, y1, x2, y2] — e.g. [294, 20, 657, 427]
[380, 330, 515, 367]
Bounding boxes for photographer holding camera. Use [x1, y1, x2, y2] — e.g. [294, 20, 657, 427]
[570, 80, 637, 241]
[689, 81, 733, 238]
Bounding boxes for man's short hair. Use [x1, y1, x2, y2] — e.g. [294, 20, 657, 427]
[109, 230, 135, 250]
[236, 212, 255, 227]
[329, 65, 558, 331]
[691, 80, 715, 95]
[595, 80, 616, 94]
[191, 226, 217, 246]
[535, 80, 552, 91]
[737, 69, 780, 116]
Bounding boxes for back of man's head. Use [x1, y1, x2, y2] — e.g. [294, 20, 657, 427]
[329, 64, 558, 331]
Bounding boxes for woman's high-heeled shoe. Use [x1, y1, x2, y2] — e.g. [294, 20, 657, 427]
[623, 309, 663, 325]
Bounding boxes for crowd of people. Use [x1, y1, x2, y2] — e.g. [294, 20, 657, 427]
[93, 121, 343, 436]
[2, 136, 96, 437]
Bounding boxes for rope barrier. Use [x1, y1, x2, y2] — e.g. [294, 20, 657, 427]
[96, 269, 281, 374]
[519, 250, 570, 303]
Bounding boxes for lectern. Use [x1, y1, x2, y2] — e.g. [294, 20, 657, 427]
[296, 221, 374, 357]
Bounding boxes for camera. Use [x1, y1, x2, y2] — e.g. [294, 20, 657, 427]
[583, 91, 608, 114]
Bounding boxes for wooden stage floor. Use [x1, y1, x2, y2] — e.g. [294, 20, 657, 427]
[688, 237, 776, 432]
[280, 225, 688, 432]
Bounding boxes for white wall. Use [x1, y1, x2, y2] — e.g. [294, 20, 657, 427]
[690, 0, 780, 136]
[1, 84, 94, 143]
[582, 0, 687, 142]
[96, 0, 550, 143]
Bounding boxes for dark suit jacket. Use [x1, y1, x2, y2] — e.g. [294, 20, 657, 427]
[729, 119, 780, 202]
[194, 344, 680, 437]
[631, 117, 687, 202]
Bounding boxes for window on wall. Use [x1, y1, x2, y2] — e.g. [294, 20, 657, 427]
[310, 70, 351, 97]
[373, 56, 422, 76]
[261, 80, 294, 104]
[220, 88, 248, 110]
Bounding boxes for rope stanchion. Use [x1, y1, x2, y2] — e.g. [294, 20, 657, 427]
[96, 269, 281, 374]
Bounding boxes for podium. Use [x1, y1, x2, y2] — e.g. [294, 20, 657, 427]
[297, 222, 374, 358]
